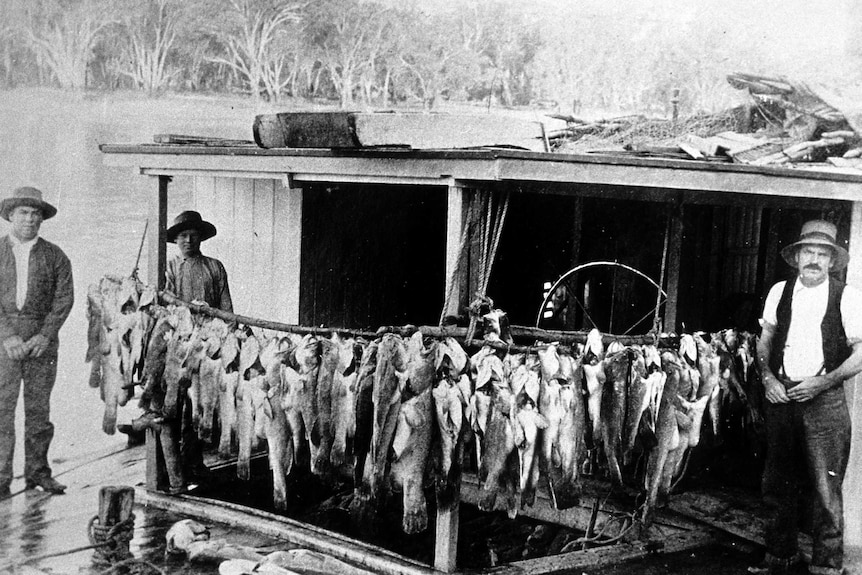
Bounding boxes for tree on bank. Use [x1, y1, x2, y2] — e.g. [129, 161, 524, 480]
[19, 0, 117, 90]
[115, 0, 180, 93]
[210, 0, 301, 102]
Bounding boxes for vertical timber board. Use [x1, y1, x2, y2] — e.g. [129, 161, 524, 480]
[252, 179, 276, 321]
[147, 176, 168, 289]
[146, 176, 168, 490]
[565, 196, 584, 331]
[232, 178, 256, 317]
[213, 177, 238, 297]
[664, 205, 683, 333]
[443, 184, 467, 319]
[843, 200, 862, 546]
[273, 181, 302, 324]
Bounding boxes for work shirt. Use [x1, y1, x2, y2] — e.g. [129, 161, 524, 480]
[10, 235, 36, 309]
[0, 235, 74, 342]
[761, 278, 862, 379]
[165, 254, 233, 313]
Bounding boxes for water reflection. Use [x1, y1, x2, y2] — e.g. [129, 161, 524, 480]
[19, 490, 51, 557]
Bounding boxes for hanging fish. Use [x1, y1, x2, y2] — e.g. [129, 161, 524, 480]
[369, 334, 406, 500]
[390, 332, 438, 533]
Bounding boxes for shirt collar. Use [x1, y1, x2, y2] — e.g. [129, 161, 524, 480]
[9, 235, 38, 249]
[793, 276, 829, 295]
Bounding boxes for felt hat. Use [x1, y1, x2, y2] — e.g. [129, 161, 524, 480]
[166, 211, 217, 243]
[780, 220, 850, 271]
[0, 187, 57, 221]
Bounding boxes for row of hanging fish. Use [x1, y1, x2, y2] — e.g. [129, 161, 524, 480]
[85, 282, 764, 534]
[85, 276, 156, 434]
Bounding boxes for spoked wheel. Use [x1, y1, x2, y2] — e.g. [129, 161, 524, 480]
[535, 261, 668, 335]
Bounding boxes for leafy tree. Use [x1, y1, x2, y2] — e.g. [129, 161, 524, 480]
[394, 10, 481, 108]
[305, 0, 391, 108]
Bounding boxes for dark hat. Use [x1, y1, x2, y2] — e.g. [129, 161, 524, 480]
[166, 211, 217, 243]
[0, 187, 57, 221]
[780, 220, 850, 271]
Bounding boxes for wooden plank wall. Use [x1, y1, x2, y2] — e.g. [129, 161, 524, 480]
[166, 176, 300, 323]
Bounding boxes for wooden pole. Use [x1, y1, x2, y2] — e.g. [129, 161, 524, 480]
[664, 204, 684, 333]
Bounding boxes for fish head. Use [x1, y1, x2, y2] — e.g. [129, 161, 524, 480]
[138, 285, 157, 309]
[584, 328, 604, 362]
[482, 309, 511, 342]
[679, 334, 698, 366]
[475, 354, 505, 392]
[295, 334, 321, 371]
[606, 340, 625, 355]
[643, 345, 662, 373]
[537, 343, 560, 378]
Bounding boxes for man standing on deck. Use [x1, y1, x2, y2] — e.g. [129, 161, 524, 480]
[162, 210, 233, 485]
[0, 187, 73, 499]
[164, 210, 233, 313]
[753, 220, 862, 575]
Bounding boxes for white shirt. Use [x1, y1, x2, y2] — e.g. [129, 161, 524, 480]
[10, 235, 37, 310]
[761, 278, 862, 379]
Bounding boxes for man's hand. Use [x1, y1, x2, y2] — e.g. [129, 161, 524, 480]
[763, 373, 791, 404]
[26, 334, 50, 358]
[3, 336, 27, 360]
[786, 375, 829, 403]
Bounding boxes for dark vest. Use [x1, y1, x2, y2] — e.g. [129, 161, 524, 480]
[769, 277, 851, 377]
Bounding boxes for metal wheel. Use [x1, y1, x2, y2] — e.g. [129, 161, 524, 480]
[535, 261, 667, 335]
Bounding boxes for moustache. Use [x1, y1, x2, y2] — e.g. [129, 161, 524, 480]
[804, 264, 822, 271]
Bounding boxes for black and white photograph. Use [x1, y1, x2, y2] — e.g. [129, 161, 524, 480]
[1, 1, 861, 573]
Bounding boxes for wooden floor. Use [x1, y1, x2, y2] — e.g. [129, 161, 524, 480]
[3, 444, 861, 575]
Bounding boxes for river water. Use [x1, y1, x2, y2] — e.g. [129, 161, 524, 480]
[0, 88, 275, 480]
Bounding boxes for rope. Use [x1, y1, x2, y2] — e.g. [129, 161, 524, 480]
[88, 513, 136, 564]
[653, 209, 672, 334]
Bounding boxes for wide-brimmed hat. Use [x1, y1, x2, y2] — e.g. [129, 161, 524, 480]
[0, 187, 57, 221]
[780, 220, 850, 271]
[166, 211, 217, 243]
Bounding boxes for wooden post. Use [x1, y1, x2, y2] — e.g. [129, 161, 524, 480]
[99, 485, 135, 526]
[565, 196, 584, 330]
[443, 183, 469, 320]
[145, 175, 169, 492]
[664, 203, 683, 333]
[95, 485, 135, 560]
[436, 182, 468, 572]
[148, 175, 169, 289]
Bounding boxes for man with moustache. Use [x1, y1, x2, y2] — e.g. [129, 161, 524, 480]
[752, 220, 862, 575]
[0, 187, 73, 498]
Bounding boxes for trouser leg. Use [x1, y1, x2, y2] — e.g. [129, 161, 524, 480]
[0, 351, 22, 489]
[804, 387, 851, 572]
[762, 400, 802, 560]
[22, 349, 57, 482]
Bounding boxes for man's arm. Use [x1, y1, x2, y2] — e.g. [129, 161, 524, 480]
[216, 259, 233, 314]
[31, 248, 74, 357]
[757, 323, 791, 404]
[786, 341, 862, 402]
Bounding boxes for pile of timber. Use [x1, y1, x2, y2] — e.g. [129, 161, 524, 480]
[552, 72, 862, 169]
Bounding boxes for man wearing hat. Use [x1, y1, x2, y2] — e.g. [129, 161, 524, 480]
[164, 210, 232, 484]
[0, 187, 73, 498]
[753, 220, 862, 575]
[165, 210, 233, 313]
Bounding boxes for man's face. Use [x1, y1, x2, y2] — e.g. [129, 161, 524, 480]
[794, 244, 833, 286]
[9, 205, 43, 242]
[176, 229, 202, 258]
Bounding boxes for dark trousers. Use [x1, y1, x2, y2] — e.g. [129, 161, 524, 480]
[0, 343, 58, 488]
[762, 384, 850, 572]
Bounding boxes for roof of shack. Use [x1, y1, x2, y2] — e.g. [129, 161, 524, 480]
[100, 143, 862, 205]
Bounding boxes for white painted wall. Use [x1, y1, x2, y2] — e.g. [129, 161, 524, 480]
[166, 176, 301, 324]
